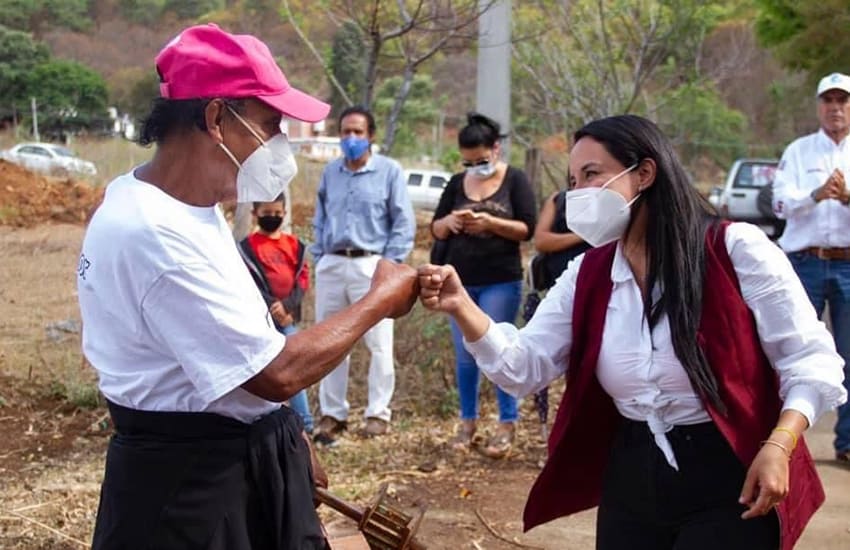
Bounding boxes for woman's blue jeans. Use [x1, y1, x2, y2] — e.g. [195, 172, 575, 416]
[280, 324, 314, 433]
[449, 280, 522, 423]
[788, 252, 850, 453]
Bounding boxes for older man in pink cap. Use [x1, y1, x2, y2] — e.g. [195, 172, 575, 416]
[77, 24, 418, 549]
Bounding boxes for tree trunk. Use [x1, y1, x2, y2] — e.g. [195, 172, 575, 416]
[362, 34, 382, 108]
[381, 66, 415, 155]
[525, 147, 543, 207]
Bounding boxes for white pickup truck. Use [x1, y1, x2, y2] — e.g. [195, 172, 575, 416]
[404, 168, 450, 211]
[714, 158, 784, 240]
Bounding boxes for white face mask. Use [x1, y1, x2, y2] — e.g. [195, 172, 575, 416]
[565, 164, 639, 247]
[218, 106, 298, 203]
[464, 147, 499, 179]
[467, 161, 496, 179]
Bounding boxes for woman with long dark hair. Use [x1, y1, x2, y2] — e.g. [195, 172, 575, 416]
[430, 112, 537, 458]
[419, 115, 846, 549]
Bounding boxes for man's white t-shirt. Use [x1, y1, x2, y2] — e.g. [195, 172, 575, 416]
[77, 171, 285, 422]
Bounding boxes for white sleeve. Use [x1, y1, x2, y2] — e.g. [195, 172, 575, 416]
[141, 262, 286, 406]
[463, 255, 581, 397]
[726, 223, 847, 426]
[772, 142, 816, 219]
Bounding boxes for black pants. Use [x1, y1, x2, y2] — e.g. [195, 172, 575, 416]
[92, 402, 328, 550]
[596, 419, 779, 550]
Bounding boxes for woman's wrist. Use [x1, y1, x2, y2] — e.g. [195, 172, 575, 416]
[765, 410, 807, 459]
[766, 426, 799, 457]
[432, 218, 448, 239]
[449, 286, 474, 316]
[760, 439, 792, 460]
[452, 290, 489, 342]
[771, 427, 799, 449]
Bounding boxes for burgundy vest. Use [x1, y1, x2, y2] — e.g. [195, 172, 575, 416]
[523, 222, 824, 550]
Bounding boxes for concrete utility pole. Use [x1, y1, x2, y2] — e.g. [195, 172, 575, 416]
[476, 0, 512, 158]
[31, 97, 40, 142]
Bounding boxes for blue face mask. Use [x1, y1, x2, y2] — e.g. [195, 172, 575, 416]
[340, 136, 370, 160]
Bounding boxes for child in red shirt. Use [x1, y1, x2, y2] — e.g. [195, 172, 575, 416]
[239, 193, 312, 432]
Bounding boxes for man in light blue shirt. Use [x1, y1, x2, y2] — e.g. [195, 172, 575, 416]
[311, 105, 415, 444]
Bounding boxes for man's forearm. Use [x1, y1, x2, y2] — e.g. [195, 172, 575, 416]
[387, 213, 415, 257]
[243, 294, 390, 401]
[773, 188, 815, 219]
[384, 228, 413, 259]
[282, 300, 386, 383]
[308, 230, 324, 262]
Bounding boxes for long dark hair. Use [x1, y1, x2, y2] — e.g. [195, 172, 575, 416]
[574, 115, 725, 412]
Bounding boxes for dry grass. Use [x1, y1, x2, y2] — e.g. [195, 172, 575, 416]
[0, 225, 92, 393]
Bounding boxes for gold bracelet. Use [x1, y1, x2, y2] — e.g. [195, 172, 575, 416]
[771, 427, 799, 449]
[761, 439, 792, 459]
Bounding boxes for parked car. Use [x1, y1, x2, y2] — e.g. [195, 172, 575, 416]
[0, 142, 97, 176]
[405, 168, 450, 211]
[717, 158, 784, 239]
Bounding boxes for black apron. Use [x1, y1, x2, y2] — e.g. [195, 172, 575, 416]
[92, 401, 328, 550]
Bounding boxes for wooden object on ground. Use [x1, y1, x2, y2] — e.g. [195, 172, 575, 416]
[316, 484, 427, 550]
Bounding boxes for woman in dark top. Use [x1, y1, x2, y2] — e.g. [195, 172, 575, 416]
[533, 189, 591, 288]
[431, 113, 537, 458]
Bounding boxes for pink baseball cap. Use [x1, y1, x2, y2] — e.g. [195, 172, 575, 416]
[155, 24, 330, 123]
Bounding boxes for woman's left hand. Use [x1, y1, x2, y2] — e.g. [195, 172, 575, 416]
[739, 443, 789, 519]
[462, 212, 493, 235]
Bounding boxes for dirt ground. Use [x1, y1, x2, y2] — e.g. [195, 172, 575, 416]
[1, 220, 849, 549]
[0, 161, 103, 228]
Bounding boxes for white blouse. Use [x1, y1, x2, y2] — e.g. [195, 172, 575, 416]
[466, 223, 847, 469]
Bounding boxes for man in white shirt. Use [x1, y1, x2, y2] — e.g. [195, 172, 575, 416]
[773, 72, 850, 463]
[77, 24, 418, 549]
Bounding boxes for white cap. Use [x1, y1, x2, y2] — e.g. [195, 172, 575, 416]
[817, 72, 850, 96]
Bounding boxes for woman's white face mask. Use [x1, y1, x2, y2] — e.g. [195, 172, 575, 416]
[565, 164, 639, 247]
[218, 106, 298, 203]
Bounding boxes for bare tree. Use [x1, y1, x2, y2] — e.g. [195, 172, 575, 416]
[377, 1, 493, 152]
[281, 0, 355, 107]
[512, 0, 722, 134]
[284, 0, 494, 154]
